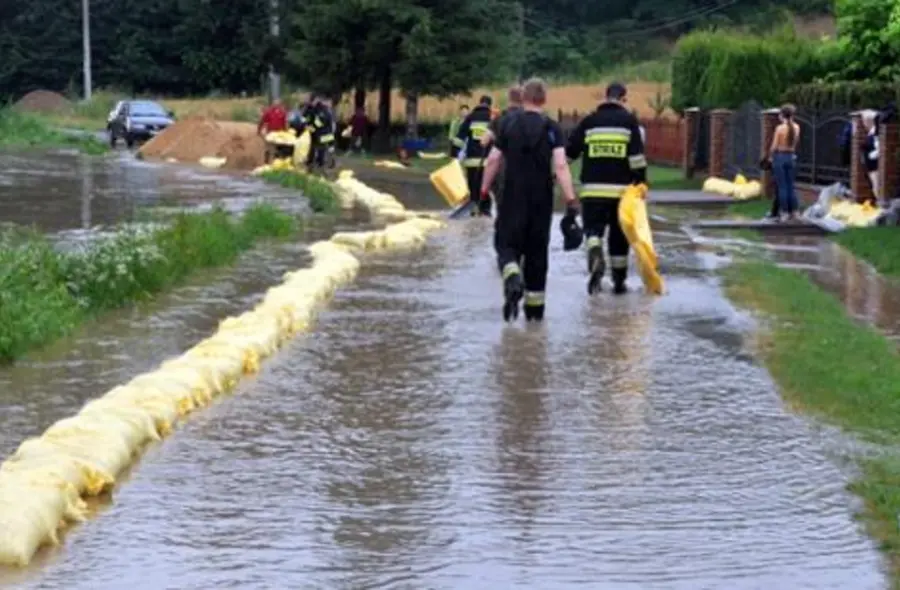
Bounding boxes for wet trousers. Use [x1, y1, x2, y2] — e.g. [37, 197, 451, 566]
[582, 198, 629, 282]
[495, 197, 553, 311]
[465, 165, 492, 216]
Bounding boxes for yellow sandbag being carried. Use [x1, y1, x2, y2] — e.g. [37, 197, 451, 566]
[293, 129, 311, 168]
[618, 184, 664, 295]
[264, 129, 297, 146]
[429, 158, 469, 208]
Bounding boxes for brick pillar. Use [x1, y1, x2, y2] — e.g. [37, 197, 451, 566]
[709, 109, 731, 179]
[879, 122, 899, 203]
[760, 109, 780, 200]
[851, 112, 874, 203]
[683, 107, 699, 179]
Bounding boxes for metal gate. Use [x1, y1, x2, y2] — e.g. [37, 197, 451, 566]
[793, 108, 851, 185]
[725, 100, 762, 178]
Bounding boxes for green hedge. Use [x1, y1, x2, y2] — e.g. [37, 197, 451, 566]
[672, 28, 825, 111]
[782, 81, 900, 111]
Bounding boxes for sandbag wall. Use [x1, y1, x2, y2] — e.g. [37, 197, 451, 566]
[0, 171, 444, 567]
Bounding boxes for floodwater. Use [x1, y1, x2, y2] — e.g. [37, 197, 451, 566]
[0, 151, 890, 589]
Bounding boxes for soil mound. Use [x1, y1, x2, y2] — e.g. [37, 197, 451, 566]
[139, 118, 266, 171]
[13, 90, 72, 113]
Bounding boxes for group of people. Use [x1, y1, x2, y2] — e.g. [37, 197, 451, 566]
[257, 95, 337, 170]
[453, 78, 648, 322]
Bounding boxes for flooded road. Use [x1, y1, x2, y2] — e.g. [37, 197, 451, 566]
[0, 158, 887, 588]
[0, 150, 307, 234]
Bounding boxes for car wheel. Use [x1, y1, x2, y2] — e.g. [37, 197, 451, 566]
[108, 128, 117, 147]
[125, 134, 135, 149]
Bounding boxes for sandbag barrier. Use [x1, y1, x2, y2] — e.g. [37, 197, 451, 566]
[0, 170, 445, 567]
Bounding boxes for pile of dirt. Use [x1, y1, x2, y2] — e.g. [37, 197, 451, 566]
[138, 117, 266, 171]
[13, 90, 72, 114]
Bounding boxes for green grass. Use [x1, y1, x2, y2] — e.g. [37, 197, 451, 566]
[726, 199, 771, 219]
[0, 204, 297, 363]
[0, 108, 108, 154]
[723, 260, 900, 582]
[834, 227, 900, 278]
[259, 169, 341, 214]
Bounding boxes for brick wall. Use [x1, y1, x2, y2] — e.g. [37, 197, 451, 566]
[709, 109, 731, 178]
[880, 122, 899, 202]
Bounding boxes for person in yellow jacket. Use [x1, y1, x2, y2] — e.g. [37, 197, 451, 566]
[448, 105, 469, 158]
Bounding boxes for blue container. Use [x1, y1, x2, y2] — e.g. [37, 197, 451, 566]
[401, 138, 431, 152]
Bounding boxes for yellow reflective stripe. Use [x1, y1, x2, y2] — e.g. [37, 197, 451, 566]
[581, 183, 626, 198]
[524, 291, 544, 306]
[581, 193, 622, 199]
[463, 158, 484, 168]
[587, 134, 629, 143]
[319, 134, 334, 143]
[586, 126, 631, 138]
[586, 236, 602, 248]
[471, 122, 489, 130]
[451, 137, 465, 147]
[629, 154, 648, 169]
[610, 255, 628, 269]
[502, 262, 521, 280]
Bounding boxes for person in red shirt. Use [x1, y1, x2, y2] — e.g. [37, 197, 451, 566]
[349, 106, 370, 153]
[257, 98, 288, 136]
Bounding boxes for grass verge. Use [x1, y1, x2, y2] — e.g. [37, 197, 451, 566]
[259, 169, 341, 215]
[0, 109, 108, 155]
[834, 227, 900, 278]
[0, 204, 297, 363]
[723, 260, 900, 581]
[726, 198, 770, 219]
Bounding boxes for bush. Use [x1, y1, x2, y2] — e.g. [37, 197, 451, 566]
[782, 81, 900, 110]
[0, 108, 108, 154]
[259, 170, 340, 214]
[671, 28, 825, 111]
[0, 204, 298, 362]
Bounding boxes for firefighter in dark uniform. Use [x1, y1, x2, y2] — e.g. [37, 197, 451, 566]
[482, 87, 523, 254]
[565, 82, 647, 295]
[306, 96, 335, 171]
[480, 78, 579, 322]
[455, 95, 494, 217]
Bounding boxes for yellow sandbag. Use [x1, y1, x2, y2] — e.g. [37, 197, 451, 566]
[373, 160, 407, 169]
[101, 385, 182, 434]
[1, 457, 93, 509]
[0, 480, 73, 566]
[265, 129, 297, 146]
[618, 184, 664, 295]
[418, 151, 448, 160]
[827, 200, 881, 227]
[11, 436, 128, 485]
[42, 414, 154, 455]
[294, 129, 311, 167]
[702, 177, 735, 196]
[341, 126, 352, 138]
[734, 173, 748, 185]
[79, 397, 169, 439]
[429, 159, 469, 208]
[126, 373, 198, 416]
[732, 181, 761, 200]
[185, 337, 260, 375]
[199, 156, 226, 169]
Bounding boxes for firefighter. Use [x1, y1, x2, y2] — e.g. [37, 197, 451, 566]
[307, 96, 336, 172]
[565, 82, 647, 295]
[484, 86, 523, 254]
[455, 95, 494, 217]
[480, 78, 579, 322]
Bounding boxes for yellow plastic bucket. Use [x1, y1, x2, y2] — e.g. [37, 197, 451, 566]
[618, 184, 664, 295]
[429, 158, 469, 208]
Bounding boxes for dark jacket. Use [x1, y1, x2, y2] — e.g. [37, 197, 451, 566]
[565, 102, 647, 198]
[455, 104, 493, 167]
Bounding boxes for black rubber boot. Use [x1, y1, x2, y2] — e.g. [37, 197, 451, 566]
[503, 274, 524, 322]
[612, 268, 628, 295]
[524, 304, 545, 322]
[587, 246, 605, 295]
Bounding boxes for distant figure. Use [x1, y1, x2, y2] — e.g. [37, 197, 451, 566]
[449, 105, 470, 158]
[862, 109, 881, 205]
[349, 107, 370, 153]
[257, 98, 287, 136]
[767, 103, 800, 222]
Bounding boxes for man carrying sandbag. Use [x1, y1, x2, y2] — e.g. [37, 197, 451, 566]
[456, 95, 495, 217]
[480, 78, 579, 322]
[565, 82, 647, 295]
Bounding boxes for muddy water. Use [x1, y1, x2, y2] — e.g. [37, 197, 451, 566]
[0, 168, 887, 589]
[0, 151, 309, 234]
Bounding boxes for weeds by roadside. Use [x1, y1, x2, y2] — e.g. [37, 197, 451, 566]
[259, 170, 340, 214]
[723, 260, 900, 582]
[834, 227, 900, 278]
[0, 204, 298, 363]
[0, 109, 108, 154]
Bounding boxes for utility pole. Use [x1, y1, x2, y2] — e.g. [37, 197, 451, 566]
[82, 0, 92, 101]
[517, 2, 525, 83]
[268, 0, 281, 102]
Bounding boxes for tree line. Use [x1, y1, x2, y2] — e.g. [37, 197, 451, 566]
[1, 0, 828, 106]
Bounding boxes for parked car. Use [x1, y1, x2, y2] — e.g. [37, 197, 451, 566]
[107, 100, 175, 148]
